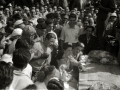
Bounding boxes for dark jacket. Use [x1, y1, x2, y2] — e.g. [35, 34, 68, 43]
[79, 34, 99, 54]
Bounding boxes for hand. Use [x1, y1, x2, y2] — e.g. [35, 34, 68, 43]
[68, 55, 78, 65]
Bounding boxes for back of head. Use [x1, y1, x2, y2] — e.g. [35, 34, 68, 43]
[12, 48, 31, 69]
[15, 38, 34, 50]
[47, 78, 64, 90]
[36, 65, 55, 82]
[0, 61, 13, 89]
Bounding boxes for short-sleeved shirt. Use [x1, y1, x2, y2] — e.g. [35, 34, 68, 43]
[60, 24, 81, 43]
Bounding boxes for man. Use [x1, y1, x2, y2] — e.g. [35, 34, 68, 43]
[60, 13, 82, 51]
[96, 0, 116, 49]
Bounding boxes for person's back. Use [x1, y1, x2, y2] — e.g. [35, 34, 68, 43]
[11, 48, 33, 90]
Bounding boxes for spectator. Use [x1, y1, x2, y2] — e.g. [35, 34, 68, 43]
[79, 26, 99, 54]
[0, 61, 13, 89]
[11, 48, 33, 90]
[60, 13, 82, 51]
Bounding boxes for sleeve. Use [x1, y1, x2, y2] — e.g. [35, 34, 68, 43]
[60, 28, 65, 41]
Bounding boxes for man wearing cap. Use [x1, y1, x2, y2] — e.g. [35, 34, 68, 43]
[102, 12, 117, 51]
[14, 19, 25, 30]
[7, 28, 23, 54]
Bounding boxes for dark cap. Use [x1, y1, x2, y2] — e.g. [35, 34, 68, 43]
[37, 18, 45, 23]
[36, 23, 47, 29]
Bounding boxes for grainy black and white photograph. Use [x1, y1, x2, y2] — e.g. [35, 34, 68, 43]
[0, 0, 120, 90]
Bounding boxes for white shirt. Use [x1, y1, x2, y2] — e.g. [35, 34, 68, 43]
[60, 24, 81, 43]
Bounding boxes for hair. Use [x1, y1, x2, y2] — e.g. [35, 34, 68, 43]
[36, 23, 47, 29]
[12, 48, 31, 69]
[47, 79, 64, 90]
[46, 13, 54, 19]
[15, 38, 34, 50]
[69, 13, 77, 19]
[45, 33, 56, 40]
[72, 42, 85, 49]
[45, 19, 54, 25]
[86, 26, 95, 32]
[63, 43, 72, 50]
[23, 84, 37, 90]
[36, 65, 55, 82]
[0, 61, 13, 89]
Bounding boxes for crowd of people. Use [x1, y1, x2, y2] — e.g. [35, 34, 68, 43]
[0, 0, 120, 90]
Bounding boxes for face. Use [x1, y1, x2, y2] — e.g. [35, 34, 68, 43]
[64, 47, 72, 56]
[69, 17, 76, 26]
[36, 28, 46, 36]
[47, 23, 54, 30]
[0, 36, 7, 49]
[48, 38, 56, 46]
[86, 28, 93, 36]
[73, 46, 83, 54]
[84, 21, 89, 28]
[0, 11, 3, 18]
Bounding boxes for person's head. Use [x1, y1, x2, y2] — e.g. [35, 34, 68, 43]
[62, 14, 68, 23]
[83, 20, 90, 28]
[36, 23, 47, 36]
[12, 48, 31, 70]
[15, 38, 34, 50]
[54, 13, 61, 24]
[14, 19, 25, 30]
[69, 14, 77, 27]
[37, 18, 45, 24]
[36, 65, 55, 82]
[31, 9, 36, 17]
[46, 13, 54, 20]
[63, 43, 72, 56]
[45, 33, 56, 46]
[22, 25, 36, 40]
[0, 32, 7, 49]
[53, 6, 57, 12]
[0, 10, 3, 17]
[72, 42, 84, 55]
[40, 6, 45, 13]
[0, 61, 13, 89]
[4, 8, 10, 14]
[47, 77, 64, 90]
[86, 26, 94, 36]
[45, 19, 54, 31]
[110, 13, 117, 22]
[7, 28, 23, 40]
[65, 7, 69, 12]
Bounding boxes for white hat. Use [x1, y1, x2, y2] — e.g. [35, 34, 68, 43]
[11, 28, 23, 37]
[1, 54, 13, 63]
[7, 28, 23, 39]
[8, 3, 12, 7]
[110, 13, 117, 17]
[14, 19, 23, 27]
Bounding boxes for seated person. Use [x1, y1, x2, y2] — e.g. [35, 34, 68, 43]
[58, 43, 82, 89]
[10, 48, 33, 90]
[0, 61, 13, 90]
[79, 26, 99, 54]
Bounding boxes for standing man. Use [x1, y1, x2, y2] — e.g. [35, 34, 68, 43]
[60, 13, 82, 51]
[96, 0, 116, 49]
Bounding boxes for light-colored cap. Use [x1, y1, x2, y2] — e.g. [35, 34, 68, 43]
[1, 54, 13, 63]
[110, 12, 117, 17]
[14, 19, 23, 27]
